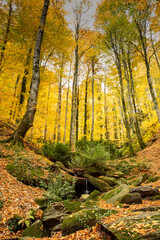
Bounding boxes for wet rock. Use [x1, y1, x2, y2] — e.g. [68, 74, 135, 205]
[84, 174, 112, 192]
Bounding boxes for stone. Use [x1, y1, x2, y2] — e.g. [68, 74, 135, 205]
[62, 208, 117, 236]
[130, 186, 159, 197]
[105, 170, 124, 178]
[84, 174, 112, 192]
[22, 220, 43, 237]
[62, 200, 82, 213]
[42, 202, 69, 237]
[98, 176, 117, 186]
[99, 184, 129, 204]
[119, 192, 142, 204]
[131, 174, 148, 186]
[85, 190, 101, 203]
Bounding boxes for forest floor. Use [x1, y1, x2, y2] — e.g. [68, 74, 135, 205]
[0, 121, 160, 240]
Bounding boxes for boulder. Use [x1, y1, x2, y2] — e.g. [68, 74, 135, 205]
[85, 190, 101, 203]
[98, 176, 117, 186]
[119, 192, 142, 204]
[99, 184, 129, 204]
[42, 202, 69, 236]
[131, 174, 148, 186]
[55, 161, 74, 175]
[130, 186, 159, 197]
[22, 220, 43, 237]
[62, 200, 82, 213]
[84, 174, 112, 192]
[105, 170, 124, 178]
[62, 208, 117, 236]
[105, 212, 160, 240]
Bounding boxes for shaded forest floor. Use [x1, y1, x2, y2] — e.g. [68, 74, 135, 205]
[0, 121, 160, 239]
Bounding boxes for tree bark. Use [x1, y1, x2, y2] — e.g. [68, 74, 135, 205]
[9, 0, 49, 145]
[104, 77, 109, 140]
[91, 58, 95, 141]
[84, 66, 90, 139]
[9, 75, 20, 120]
[44, 84, 50, 142]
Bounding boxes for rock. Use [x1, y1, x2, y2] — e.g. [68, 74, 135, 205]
[105, 212, 160, 240]
[85, 190, 101, 203]
[42, 202, 69, 237]
[62, 200, 82, 213]
[98, 176, 117, 186]
[119, 193, 142, 204]
[117, 178, 128, 185]
[81, 194, 90, 201]
[84, 174, 112, 192]
[105, 170, 124, 178]
[99, 184, 129, 204]
[22, 220, 43, 237]
[131, 174, 148, 186]
[62, 208, 117, 236]
[130, 186, 159, 197]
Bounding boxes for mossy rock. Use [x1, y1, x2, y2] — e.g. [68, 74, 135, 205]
[62, 200, 82, 213]
[105, 170, 124, 178]
[119, 193, 142, 204]
[85, 190, 101, 203]
[131, 174, 148, 186]
[99, 184, 129, 204]
[84, 174, 112, 192]
[98, 176, 117, 186]
[22, 220, 43, 237]
[62, 208, 117, 236]
[117, 178, 128, 185]
[147, 175, 160, 183]
[55, 161, 74, 174]
[106, 212, 160, 240]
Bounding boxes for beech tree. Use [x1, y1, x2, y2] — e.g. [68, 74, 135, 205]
[3, 0, 49, 145]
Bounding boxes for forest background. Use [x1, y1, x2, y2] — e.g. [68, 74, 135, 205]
[0, 0, 160, 155]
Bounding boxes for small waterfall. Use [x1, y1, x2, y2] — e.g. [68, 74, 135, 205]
[85, 178, 89, 194]
[74, 173, 77, 177]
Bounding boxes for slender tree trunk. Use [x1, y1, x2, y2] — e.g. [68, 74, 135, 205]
[150, 31, 160, 71]
[9, 75, 20, 119]
[104, 78, 109, 140]
[127, 50, 146, 149]
[44, 84, 50, 142]
[115, 53, 134, 156]
[91, 58, 95, 141]
[57, 61, 63, 142]
[76, 86, 79, 142]
[84, 66, 89, 139]
[18, 47, 33, 113]
[63, 63, 71, 144]
[70, 18, 79, 150]
[113, 102, 118, 140]
[6, 0, 49, 145]
[0, 0, 12, 72]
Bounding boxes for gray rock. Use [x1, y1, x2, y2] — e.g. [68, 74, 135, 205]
[130, 186, 159, 197]
[119, 192, 142, 204]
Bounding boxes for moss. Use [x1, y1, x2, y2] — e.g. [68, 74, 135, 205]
[98, 176, 116, 186]
[84, 174, 111, 192]
[62, 208, 117, 236]
[147, 175, 160, 183]
[62, 200, 82, 213]
[99, 184, 129, 204]
[22, 220, 43, 237]
[85, 190, 101, 203]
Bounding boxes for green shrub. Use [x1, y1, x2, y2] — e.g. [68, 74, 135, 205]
[7, 215, 22, 233]
[46, 174, 76, 201]
[70, 143, 110, 169]
[42, 142, 71, 166]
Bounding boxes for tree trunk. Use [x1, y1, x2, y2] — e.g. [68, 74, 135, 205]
[115, 54, 134, 156]
[9, 0, 49, 146]
[127, 50, 146, 149]
[84, 66, 89, 139]
[44, 84, 50, 142]
[9, 75, 20, 120]
[76, 86, 79, 142]
[113, 102, 118, 140]
[104, 77, 109, 140]
[70, 17, 79, 150]
[0, 0, 12, 72]
[18, 47, 33, 112]
[91, 58, 95, 141]
[57, 60, 64, 142]
[63, 63, 71, 144]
